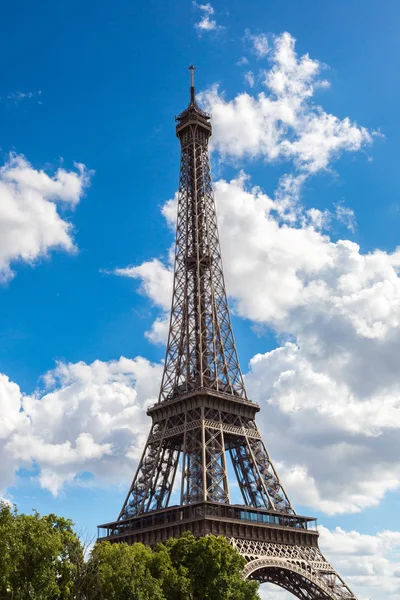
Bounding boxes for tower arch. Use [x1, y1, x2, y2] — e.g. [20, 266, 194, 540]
[244, 558, 336, 599]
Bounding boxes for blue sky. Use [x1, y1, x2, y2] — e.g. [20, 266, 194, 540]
[1, 1, 400, 597]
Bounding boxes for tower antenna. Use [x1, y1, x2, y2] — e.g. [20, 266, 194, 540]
[189, 64, 196, 104]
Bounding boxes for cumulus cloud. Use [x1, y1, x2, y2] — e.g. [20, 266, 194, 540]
[121, 172, 400, 516]
[1, 360, 399, 599]
[144, 314, 170, 345]
[110, 32, 395, 516]
[259, 526, 400, 600]
[199, 32, 372, 174]
[218, 176, 400, 514]
[0, 153, 91, 281]
[193, 2, 221, 33]
[114, 259, 173, 312]
[0, 357, 162, 496]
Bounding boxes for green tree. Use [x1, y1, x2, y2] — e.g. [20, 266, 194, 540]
[150, 542, 191, 600]
[162, 532, 259, 600]
[13, 510, 64, 599]
[86, 541, 167, 600]
[0, 501, 83, 600]
[44, 514, 85, 599]
[87, 534, 257, 600]
[0, 502, 17, 597]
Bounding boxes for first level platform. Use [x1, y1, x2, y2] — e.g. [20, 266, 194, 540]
[98, 501, 318, 548]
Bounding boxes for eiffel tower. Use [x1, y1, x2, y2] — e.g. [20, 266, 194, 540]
[98, 67, 357, 600]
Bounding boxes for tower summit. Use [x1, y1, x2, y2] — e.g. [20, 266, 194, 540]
[189, 64, 195, 103]
[98, 68, 357, 600]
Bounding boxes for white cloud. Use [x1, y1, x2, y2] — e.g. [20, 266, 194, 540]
[114, 259, 173, 344]
[216, 175, 400, 514]
[244, 71, 255, 88]
[0, 153, 91, 281]
[237, 56, 249, 66]
[6, 90, 42, 104]
[246, 344, 400, 515]
[123, 172, 400, 515]
[193, 2, 220, 33]
[259, 526, 400, 600]
[114, 259, 173, 312]
[214, 174, 333, 322]
[246, 30, 270, 58]
[145, 314, 170, 345]
[0, 374, 28, 495]
[306, 207, 330, 230]
[0, 357, 162, 496]
[335, 200, 357, 232]
[199, 32, 371, 174]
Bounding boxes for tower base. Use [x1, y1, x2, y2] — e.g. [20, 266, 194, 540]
[98, 502, 356, 599]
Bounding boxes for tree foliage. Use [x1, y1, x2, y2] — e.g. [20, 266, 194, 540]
[162, 533, 259, 600]
[86, 541, 166, 600]
[0, 502, 260, 600]
[0, 502, 84, 599]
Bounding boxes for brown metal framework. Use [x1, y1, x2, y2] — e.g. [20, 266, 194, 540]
[98, 67, 357, 600]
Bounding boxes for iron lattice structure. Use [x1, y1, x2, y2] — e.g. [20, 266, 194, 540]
[99, 68, 357, 600]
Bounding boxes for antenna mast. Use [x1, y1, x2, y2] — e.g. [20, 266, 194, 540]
[189, 64, 196, 103]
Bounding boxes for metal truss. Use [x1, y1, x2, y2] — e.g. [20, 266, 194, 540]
[230, 432, 293, 514]
[118, 418, 180, 519]
[231, 539, 356, 600]
[119, 407, 293, 517]
[159, 90, 246, 402]
[112, 70, 358, 600]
